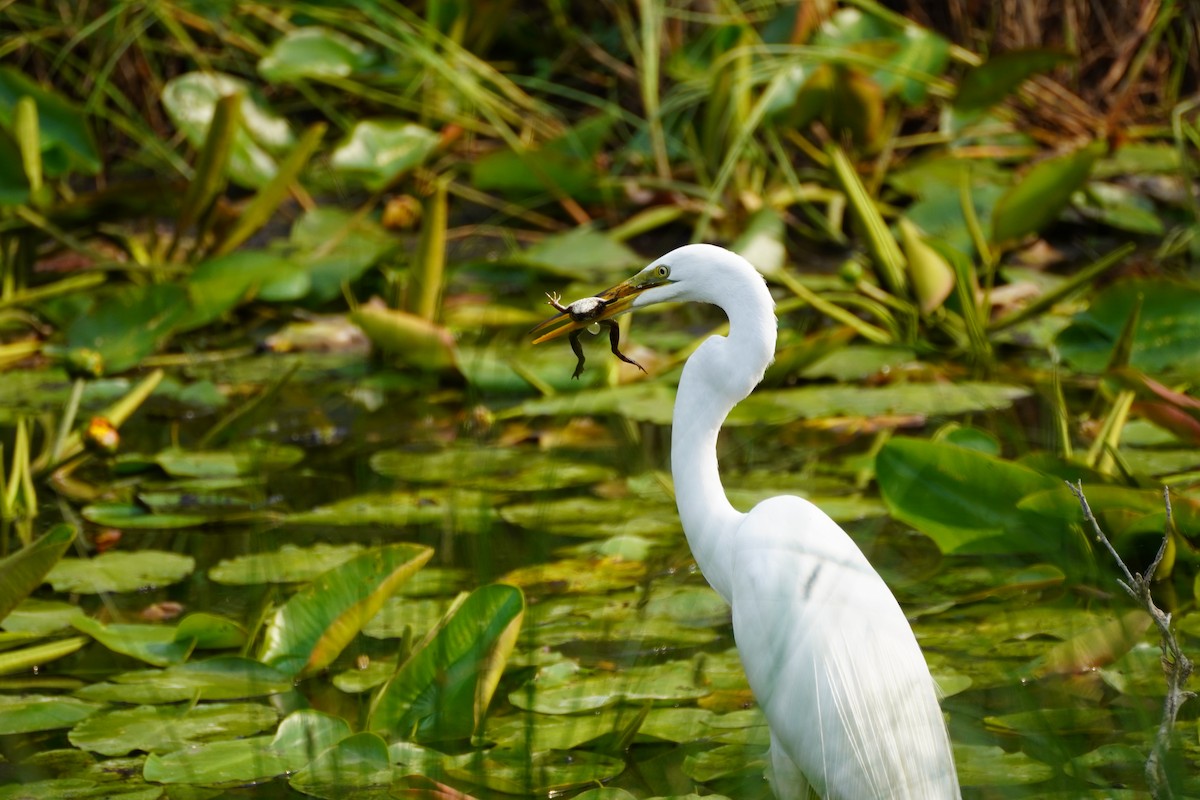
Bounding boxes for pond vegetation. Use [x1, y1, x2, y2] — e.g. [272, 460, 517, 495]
[1, 1, 1199, 798]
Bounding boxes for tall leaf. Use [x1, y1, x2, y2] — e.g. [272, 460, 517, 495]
[368, 583, 524, 741]
[260, 543, 433, 677]
[0, 525, 74, 621]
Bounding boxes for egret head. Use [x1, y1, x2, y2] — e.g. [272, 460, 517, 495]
[531, 244, 763, 345]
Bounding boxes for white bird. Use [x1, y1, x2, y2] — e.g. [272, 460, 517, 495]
[532, 244, 959, 800]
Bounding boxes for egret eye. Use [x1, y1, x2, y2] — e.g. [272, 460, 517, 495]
[655, 264, 670, 279]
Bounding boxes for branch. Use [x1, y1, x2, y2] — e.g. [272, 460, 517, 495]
[1069, 481, 1195, 799]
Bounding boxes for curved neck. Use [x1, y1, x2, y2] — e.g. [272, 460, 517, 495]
[671, 276, 776, 603]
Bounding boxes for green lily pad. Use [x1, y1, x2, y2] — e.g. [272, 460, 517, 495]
[65, 284, 188, 376]
[209, 543, 366, 585]
[0, 694, 102, 735]
[953, 743, 1055, 786]
[1057, 279, 1200, 376]
[511, 227, 642, 279]
[71, 617, 193, 667]
[729, 382, 1031, 425]
[443, 746, 625, 795]
[362, 597, 452, 640]
[287, 490, 497, 533]
[46, 551, 195, 594]
[183, 250, 306, 331]
[954, 49, 1073, 112]
[330, 120, 439, 190]
[371, 447, 616, 491]
[500, 496, 680, 539]
[69, 702, 278, 756]
[288, 731, 393, 797]
[508, 658, 712, 715]
[290, 208, 396, 304]
[683, 742, 766, 783]
[154, 440, 304, 478]
[74, 657, 294, 704]
[259, 27, 374, 83]
[80, 503, 213, 530]
[174, 613, 247, 650]
[142, 710, 347, 786]
[260, 543, 434, 677]
[0, 780, 162, 800]
[161, 71, 295, 188]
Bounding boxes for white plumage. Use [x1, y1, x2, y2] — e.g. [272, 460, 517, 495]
[534, 244, 960, 799]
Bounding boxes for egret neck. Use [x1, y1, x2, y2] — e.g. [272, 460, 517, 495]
[669, 262, 777, 603]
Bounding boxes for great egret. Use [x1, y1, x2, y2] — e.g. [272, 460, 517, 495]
[532, 244, 960, 800]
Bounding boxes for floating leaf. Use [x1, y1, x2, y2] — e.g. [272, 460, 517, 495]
[154, 440, 304, 478]
[260, 543, 434, 677]
[0, 694, 102, 735]
[472, 114, 615, 201]
[287, 490, 496, 533]
[290, 208, 396, 303]
[330, 120, 439, 190]
[80, 503, 212, 530]
[368, 584, 524, 741]
[143, 710, 347, 785]
[161, 71, 294, 188]
[0, 598, 84, 635]
[183, 250, 306, 330]
[443, 746, 624, 795]
[71, 617, 193, 667]
[508, 658, 711, 715]
[1056, 279, 1200, 376]
[65, 284, 188, 375]
[1026, 610, 1152, 678]
[371, 447, 616, 491]
[210, 543, 365, 585]
[46, 551, 195, 594]
[259, 27, 374, 83]
[75, 657, 294, 704]
[730, 382, 1030, 425]
[288, 731, 393, 797]
[69, 702, 278, 756]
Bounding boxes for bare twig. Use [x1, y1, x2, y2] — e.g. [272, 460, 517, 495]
[1069, 481, 1194, 799]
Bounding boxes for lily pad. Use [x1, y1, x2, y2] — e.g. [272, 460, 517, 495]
[80, 503, 213, 530]
[729, 382, 1031, 425]
[371, 447, 616, 491]
[1057, 279, 1200, 376]
[0, 66, 101, 176]
[46, 551, 196, 594]
[142, 710, 348, 785]
[330, 120, 439, 190]
[0, 694, 102, 735]
[953, 743, 1056, 786]
[71, 617, 193, 667]
[74, 657, 294, 704]
[500, 496, 680, 539]
[287, 490, 497, 533]
[154, 440, 304, 478]
[161, 71, 295, 187]
[288, 731, 393, 797]
[443, 746, 625, 795]
[508, 658, 712, 715]
[65, 284, 188, 376]
[209, 543, 366, 585]
[259, 27, 374, 83]
[69, 702, 278, 756]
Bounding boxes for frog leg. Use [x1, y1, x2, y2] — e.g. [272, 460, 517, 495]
[603, 320, 646, 373]
[568, 329, 587, 379]
[546, 291, 569, 314]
